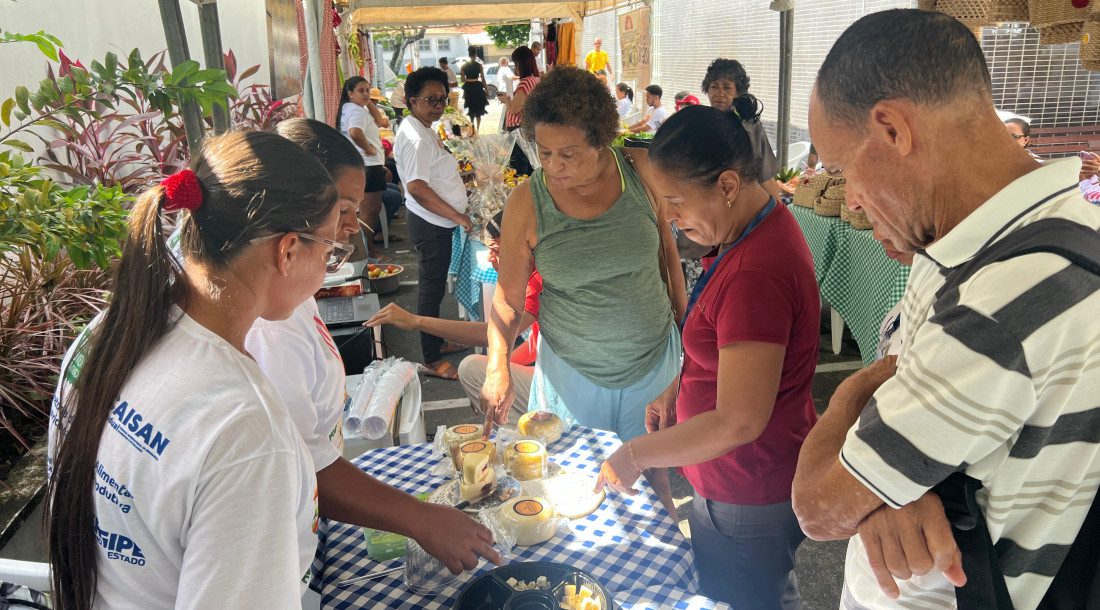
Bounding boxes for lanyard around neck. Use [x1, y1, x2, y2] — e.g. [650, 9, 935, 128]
[681, 198, 778, 329]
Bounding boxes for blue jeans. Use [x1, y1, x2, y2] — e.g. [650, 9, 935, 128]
[688, 495, 805, 609]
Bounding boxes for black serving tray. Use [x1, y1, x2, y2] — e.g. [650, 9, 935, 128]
[454, 561, 616, 610]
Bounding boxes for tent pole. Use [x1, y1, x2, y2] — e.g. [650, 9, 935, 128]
[777, 6, 793, 168]
[195, 0, 231, 134]
[158, 0, 207, 156]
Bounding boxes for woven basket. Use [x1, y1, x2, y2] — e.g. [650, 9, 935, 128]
[1083, 22, 1100, 62]
[841, 206, 874, 230]
[792, 184, 818, 208]
[1039, 20, 1085, 44]
[1085, 57, 1100, 71]
[919, 0, 939, 9]
[1029, 0, 1091, 28]
[808, 173, 832, 191]
[989, 0, 1031, 20]
[814, 196, 843, 217]
[825, 184, 847, 199]
[938, 0, 993, 24]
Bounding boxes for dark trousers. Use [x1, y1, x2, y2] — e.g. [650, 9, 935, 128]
[688, 495, 805, 610]
[505, 125, 533, 177]
[407, 212, 455, 363]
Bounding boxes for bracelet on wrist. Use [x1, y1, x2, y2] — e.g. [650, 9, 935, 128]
[626, 440, 646, 473]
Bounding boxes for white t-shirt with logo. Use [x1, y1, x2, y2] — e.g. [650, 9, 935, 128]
[395, 115, 468, 228]
[246, 298, 346, 471]
[646, 105, 669, 132]
[48, 310, 318, 609]
[339, 102, 384, 167]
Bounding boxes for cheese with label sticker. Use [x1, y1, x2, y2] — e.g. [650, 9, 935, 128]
[453, 438, 497, 469]
[517, 411, 564, 444]
[505, 439, 548, 481]
[443, 423, 483, 448]
[501, 496, 556, 545]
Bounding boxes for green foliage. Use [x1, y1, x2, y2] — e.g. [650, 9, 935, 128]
[484, 24, 531, 49]
[0, 47, 237, 151]
[0, 30, 64, 61]
[775, 166, 801, 182]
[0, 150, 129, 271]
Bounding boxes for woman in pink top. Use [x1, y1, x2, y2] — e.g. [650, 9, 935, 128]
[499, 45, 540, 175]
[596, 101, 821, 609]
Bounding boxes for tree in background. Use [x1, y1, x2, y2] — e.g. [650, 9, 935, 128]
[484, 24, 531, 49]
[375, 27, 428, 77]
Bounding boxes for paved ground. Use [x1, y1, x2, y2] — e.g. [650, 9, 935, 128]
[2, 98, 857, 607]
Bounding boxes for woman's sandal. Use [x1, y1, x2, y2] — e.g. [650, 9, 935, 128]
[424, 360, 459, 380]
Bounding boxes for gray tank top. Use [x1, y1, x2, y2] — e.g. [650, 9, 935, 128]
[530, 147, 674, 388]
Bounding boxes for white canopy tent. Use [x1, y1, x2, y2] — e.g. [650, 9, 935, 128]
[346, 0, 632, 28]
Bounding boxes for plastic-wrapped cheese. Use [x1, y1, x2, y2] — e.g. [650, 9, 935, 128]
[459, 451, 496, 502]
[504, 440, 548, 481]
[443, 423, 483, 448]
[453, 439, 497, 470]
[501, 496, 556, 546]
[517, 411, 564, 444]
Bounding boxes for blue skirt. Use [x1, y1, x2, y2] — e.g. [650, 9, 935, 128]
[527, 329, 682, 442]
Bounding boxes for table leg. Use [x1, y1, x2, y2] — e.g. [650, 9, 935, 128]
[831, 307, 844, 355]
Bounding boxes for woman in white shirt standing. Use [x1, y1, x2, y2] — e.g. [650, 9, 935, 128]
[46, 131, 344, 609]
[336, 76, 388, 258]
[615, 82, 634, 118]
[267, 118, 501, 573]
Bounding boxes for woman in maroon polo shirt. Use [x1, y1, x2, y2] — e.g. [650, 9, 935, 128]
[596, 102, 820, 609]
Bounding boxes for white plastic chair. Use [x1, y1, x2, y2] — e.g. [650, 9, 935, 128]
[377, 209, 389, 249]
[787, 141, 812, 169]
[0, 558, 51, 593]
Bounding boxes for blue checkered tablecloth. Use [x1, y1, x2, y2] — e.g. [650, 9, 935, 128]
[616, 586, 733, 610]
[311, 425, 706, 609]
[448, 231, 498, 322]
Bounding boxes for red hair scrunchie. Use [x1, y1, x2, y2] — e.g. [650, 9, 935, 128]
[161, 169, 203, 212]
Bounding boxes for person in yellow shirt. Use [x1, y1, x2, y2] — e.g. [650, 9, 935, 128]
[584, 38, 613, 81]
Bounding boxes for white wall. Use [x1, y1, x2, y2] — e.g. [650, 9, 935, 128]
[1, 0, 272, 105]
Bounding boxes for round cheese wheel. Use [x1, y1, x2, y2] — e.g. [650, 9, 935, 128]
[505, 439, 548, 481]
[517, 411, 564, 445]
[443, 423, 483, 448]
[501, 496, 556, 546]
[448, 439, 497, 472]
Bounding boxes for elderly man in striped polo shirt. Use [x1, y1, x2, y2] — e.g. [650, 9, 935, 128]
[793, 9, 1100, 610]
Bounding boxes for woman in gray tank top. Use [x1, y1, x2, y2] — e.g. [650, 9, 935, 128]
[479, 68, 686, 515]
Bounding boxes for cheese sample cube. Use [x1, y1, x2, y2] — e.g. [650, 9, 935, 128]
[504, 439, 548, 481]
[517, 411, 564, 444]
[501, 496, 556, 545]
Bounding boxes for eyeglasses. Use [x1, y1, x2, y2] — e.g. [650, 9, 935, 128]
[250, 232, 356, 274]
[1010, 134, 1029, 140]
[413, 95, 448, 108]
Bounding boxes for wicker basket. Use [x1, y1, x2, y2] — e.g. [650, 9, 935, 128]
[989, 0, 1030, 21]
[1029, 0, 1091, 28]
[814, 196, 843, 217]
[841, 206, 873, 230]
[1040, 21, 1085, 44]
[938, 0, 992, 24]
[1083, 23, 1100, 62]
[919, 0, 939, 9]
[825, 184, 847, 200]
[792, 184, 818, 208]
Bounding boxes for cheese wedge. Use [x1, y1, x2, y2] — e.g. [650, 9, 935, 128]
[517, 411, 564, 444]
[459, 451, 496, 502]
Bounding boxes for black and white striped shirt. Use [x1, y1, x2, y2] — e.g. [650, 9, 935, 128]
[841, 158, 1100, 609]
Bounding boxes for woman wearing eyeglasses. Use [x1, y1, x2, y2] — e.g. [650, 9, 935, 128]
[396, 67, 475, 380]
[251, 119, 502, 575]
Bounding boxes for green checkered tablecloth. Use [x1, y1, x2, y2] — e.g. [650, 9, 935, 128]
[790, 205, 910, 364]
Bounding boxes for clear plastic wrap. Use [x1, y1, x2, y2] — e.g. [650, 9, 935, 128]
[402, 505, 515, 593]
[503, 439, 549, 481]
[344, 359, 393, 436]
[495, 496, 566, 546]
